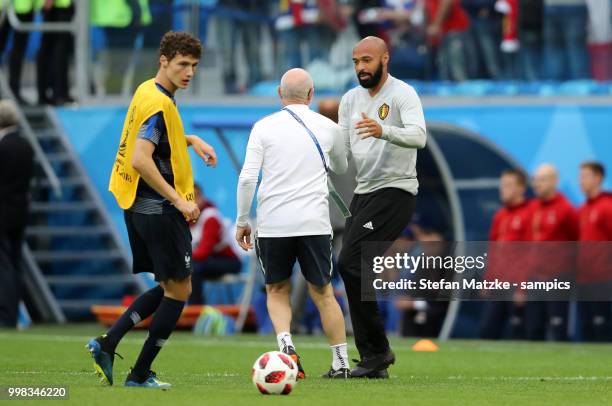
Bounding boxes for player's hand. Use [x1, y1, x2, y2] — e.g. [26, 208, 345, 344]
[175, 198, 200, 223]
[355, 112, 382, 139]
[187, 135, 217, 167]
[236, 224, 253, 251]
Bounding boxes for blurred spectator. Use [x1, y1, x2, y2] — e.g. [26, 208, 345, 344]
[355, 0, 427, 79]
[320, 0, 352, 32]
[525, 164, 578, 341]
[0, 0, 35, 104]
[36, 0, 74, 105]
[464, 0, 502, 79]
[577, 161, 612, 341]
[274, 0, 335, 73]
[425, 0, 472, 81]
[188, 184, 242, 305]
[0, 100, 33, 328]
[517, 0, 543, 80]
[90, 0, 152, 95]
[395, 222, 449, 338]
[216, 0, 265, 93]
[479, 169, 531, 340]
[353, 0, 390, 39]
[363, 0, 429, 79]
[319, 0, 353, 66]
[586, 0, 612, 80]
[542, 0, 590, 80]
[495, 0, 521, 78]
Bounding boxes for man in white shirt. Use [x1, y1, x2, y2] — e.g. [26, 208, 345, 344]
[235, 68, 352, 379]
[338, 36, 427, 378]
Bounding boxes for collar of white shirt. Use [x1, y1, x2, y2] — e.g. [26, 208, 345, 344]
[283, 103, 310, 111]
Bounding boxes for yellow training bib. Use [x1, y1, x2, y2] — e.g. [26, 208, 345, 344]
[108, 79, 194, 209]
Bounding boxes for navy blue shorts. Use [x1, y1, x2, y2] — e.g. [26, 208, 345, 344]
[124, 210, 192, 282]
[254, 235, 333, 286]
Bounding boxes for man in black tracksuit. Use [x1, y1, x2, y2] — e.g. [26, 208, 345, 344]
[0, 100, 34, 327]
[338, 36, 427, 378]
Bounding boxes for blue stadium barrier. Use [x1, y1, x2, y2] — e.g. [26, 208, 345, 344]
[56, 103, 612, 246]
[250, 80, 612, 97]
[54, 102, 612, 333]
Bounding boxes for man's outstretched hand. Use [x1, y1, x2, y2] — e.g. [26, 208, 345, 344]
[187, 135, 218, 167]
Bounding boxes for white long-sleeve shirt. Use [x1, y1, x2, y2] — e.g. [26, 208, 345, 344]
[339, 74, 426, 195]
[236, 104, 348, 237]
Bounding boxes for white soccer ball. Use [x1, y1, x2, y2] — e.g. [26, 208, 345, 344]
[251, 351, 298, 395]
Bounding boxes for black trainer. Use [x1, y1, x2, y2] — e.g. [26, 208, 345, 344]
[350, 350, 395, 378]
[367, 369, 389, 379]
[321, 367, 351, 379]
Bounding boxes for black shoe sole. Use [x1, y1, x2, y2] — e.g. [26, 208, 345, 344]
[367, 369, 389, 379]
[350, 351, 395, 378]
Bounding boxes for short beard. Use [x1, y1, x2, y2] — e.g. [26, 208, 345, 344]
[358, 62, 384, 89]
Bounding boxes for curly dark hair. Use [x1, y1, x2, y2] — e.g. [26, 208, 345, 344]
[159, 31, 202, 61]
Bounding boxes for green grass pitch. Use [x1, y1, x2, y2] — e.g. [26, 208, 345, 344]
[0, 324, 610, 405]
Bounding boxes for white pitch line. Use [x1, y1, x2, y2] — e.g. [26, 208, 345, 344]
[1, 333, 611, 355]
[4, 370, 241, 378]
[0, 333, 331, 349]
[5, 366, 612, 383]
[4, 370, 611, 382]
[447, 376, 612, 381]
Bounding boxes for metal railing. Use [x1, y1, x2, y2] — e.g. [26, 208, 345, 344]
[0, 71, 62, 197]
[2, 0, 90, 102]
[46, 108, 149, 295]
[21, 244, 66, 323]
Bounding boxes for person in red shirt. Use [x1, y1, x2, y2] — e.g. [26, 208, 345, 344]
[480, 169, 531, 339]
[189, 184, 242, 305]
[577, 161, 612, 341]
[525, 164, 578, 341]
[425, 0, 472, 81]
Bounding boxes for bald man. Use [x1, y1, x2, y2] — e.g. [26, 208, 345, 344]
[236, 69, 352, 379]
[525, 164, 578, 341]
[337, 36, 426, 378]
